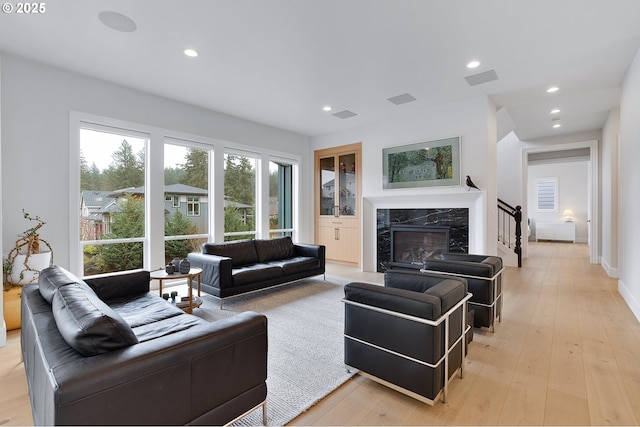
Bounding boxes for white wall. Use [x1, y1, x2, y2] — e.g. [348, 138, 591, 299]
[527, 160, 589, 242]
[0, 52, 5, 347]
[311, 95, 497, 269]
[618, 47, 640, 322]
[497, 131, 523, 207]
[0, 54, 313, 273]
[601, 109, 619, 276]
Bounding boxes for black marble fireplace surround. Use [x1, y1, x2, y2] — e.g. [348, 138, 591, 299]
[377, 208, 469, 272]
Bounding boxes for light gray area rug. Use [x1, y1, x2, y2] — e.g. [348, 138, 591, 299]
[192, 275, 355, 426]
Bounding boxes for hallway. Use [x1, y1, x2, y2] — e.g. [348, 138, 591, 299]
[294, 242, 640, 425]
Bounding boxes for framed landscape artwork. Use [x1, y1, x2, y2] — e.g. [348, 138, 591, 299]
[382, 136, 461, 189]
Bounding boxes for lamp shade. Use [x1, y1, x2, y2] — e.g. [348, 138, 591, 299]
[562, 209, 574, 222]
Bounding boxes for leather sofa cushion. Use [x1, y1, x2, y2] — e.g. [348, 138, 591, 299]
[51, 282, 139, 356]
[84, 271, 150, 301]
[232, 264, 282, 286]
[254, 237, 295, 263]
[203, 240, 259, 267]
[38, 265, 84, 304]
[272, 256, 320, 275]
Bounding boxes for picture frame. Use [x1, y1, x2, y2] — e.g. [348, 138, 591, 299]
[382, 136, 461, 189]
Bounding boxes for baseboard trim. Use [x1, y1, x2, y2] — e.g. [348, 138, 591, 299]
[618, 279, 640, 323]
[600, 257, 619, 278]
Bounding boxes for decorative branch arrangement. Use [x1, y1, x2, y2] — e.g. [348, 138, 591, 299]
[3, 210, 54, 290]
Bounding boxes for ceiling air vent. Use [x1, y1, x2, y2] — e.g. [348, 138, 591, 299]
[387, 93, 417, 105]
[464, 69, 499, 86]
[333, 110, 358, 119]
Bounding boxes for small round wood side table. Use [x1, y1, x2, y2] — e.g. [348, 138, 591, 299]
[150, 267, 202, 314]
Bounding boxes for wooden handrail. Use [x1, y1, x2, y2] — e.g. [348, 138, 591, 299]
[497, 201, 522, 267]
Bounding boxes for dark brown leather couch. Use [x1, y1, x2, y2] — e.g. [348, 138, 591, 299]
[187, 236, 325, 307]
[21, 265, 268, 426]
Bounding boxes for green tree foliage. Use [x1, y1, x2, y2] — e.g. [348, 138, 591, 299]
[164, 210, 199, 260]
[105, 140, 145, 190]
[183, 148, 208, 189]
[224, 202, 254, 241]
[80, 151, 104, 191]
[164, 166, 184, 185]
[224, 155, 255, 206]
[96, 195, 144, 272]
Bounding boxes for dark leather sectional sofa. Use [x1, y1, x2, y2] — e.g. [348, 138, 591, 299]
[21, 265, 268, 426]
[187, 236, 325, 307]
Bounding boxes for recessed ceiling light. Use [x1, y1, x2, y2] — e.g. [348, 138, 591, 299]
[467, 60, 481, 69]
[184, 49, 199, 58]
[550, 108, 561, 114]
[98, 11, 137, 33]
[323, 106, 332, 112]
[552, 123, 562, 128]
[547, 86, 559, 93]
[552, 118, 562, 128]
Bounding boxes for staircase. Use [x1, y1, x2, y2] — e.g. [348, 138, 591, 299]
[497, 198, 522, 267]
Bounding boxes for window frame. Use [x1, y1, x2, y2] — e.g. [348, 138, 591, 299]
[187, 195, 201, 216]
[71, 111, 301, 278]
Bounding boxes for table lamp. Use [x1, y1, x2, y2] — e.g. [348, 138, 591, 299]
[562, 209, 574, 222]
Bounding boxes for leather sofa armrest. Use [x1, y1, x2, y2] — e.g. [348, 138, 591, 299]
[187, 252, 233, 290]
[50, 311, 267, 425]
[294, 243, 325, 267]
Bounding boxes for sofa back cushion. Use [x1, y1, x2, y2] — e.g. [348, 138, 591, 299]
[38, 265, 84, 304]
[423, 279, 466, 313]
[85, 271, 150, 301]
[52, 281, 139, 356]
[254, 237, 295, 263]
[202, 240, 259, 267]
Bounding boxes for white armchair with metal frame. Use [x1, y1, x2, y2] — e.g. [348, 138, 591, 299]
[343, 270, 472, 405]
[421, 253, 504, 332]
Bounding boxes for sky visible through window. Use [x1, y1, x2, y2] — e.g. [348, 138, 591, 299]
[80, 128, 184, 171]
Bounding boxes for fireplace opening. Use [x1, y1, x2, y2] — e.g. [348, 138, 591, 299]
[390, 225, 450, 269]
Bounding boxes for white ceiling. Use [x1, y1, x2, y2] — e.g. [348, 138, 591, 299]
[1, 0, 639, 140]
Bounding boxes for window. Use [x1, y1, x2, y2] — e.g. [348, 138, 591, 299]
[187, 196, 200, 216]
[164, 141, 210, 264]
[536, 177, 558, 211]
[79, 125, 147, 276]
[269, 160, 294, 238]
[74, 113, 300, 277]
[224, 153, 257, 241]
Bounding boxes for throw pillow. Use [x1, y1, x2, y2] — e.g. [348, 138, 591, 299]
[38, 265, 83, 304]
[52, 282, 139, 356]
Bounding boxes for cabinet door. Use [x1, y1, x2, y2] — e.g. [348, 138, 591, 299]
[314, 143, 362, 266]
[318, 156, 337, 216]
[536, 223, 555, 241]
[555, 222, 575, 242]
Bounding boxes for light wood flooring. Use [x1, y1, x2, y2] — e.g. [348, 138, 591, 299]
[1, 242, 639, 426]
[292, 242, 640, 426]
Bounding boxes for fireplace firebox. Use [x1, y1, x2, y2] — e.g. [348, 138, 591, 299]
[390, 225, 450, 269]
